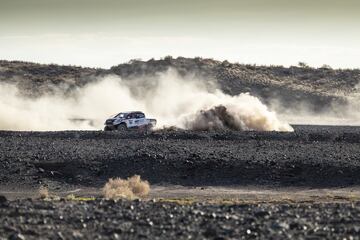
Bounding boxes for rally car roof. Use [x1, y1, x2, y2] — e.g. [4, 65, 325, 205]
[119, 111, 144, 114]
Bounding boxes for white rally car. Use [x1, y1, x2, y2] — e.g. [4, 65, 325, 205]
[104, 111, 157, 131]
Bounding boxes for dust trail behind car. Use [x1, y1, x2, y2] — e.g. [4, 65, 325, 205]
[0, 69, 292, 131]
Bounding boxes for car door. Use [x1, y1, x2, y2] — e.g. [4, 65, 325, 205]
[134, 113, 146, 127]
[125, 113, 136, 128]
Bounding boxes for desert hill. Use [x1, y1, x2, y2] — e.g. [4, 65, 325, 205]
[1, 57, 359, 112]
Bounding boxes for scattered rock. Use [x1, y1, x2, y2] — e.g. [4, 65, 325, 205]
[0, 197, 359, 239]
[9, 233, 25, 240]
[0, 195, 7, 204]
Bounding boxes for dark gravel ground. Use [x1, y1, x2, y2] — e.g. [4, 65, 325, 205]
[1, 125, 360, 239]
[1, 197, 360, 240]
[0, 125, 360, 188]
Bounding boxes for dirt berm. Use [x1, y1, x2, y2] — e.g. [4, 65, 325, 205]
[0, 125, 360, 189]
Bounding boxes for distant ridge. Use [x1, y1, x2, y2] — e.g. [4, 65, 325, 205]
[1, 57, 359, 112]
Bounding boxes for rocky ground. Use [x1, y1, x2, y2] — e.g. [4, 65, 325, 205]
[0, 125, 360, 239]
[1, 197, 360, 240]
[1, 125, 360, 189]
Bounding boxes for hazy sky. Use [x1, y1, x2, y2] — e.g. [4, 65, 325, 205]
[0, 0, 359, 68]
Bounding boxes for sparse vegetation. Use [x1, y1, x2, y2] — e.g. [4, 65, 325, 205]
[66, 194, 95, 201]
[320, 64, 332, 69]
[102, 175, 150, 200]
[298, 61, 310, 68]
[38, 186, 49, 199]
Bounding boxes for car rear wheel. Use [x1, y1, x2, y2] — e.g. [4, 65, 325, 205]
[146, 124, 154, 131]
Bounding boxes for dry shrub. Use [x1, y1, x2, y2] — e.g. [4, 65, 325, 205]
[127, 175, 150, 197]
[38, 186, 49, 199]
[102, 175, 150, 200]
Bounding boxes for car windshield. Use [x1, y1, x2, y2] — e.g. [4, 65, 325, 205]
[110, 113, 126, 118]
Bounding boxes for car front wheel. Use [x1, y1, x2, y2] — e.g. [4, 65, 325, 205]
[117, 124, 127, 131]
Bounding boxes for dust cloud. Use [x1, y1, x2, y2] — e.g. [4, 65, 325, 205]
[274, 82, 360, 126]
[0, 69, 293, 131]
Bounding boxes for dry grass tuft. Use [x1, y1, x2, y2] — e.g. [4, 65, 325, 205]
[102, 175, 150, 200]
[127, 175, 150, 197]
[38, 186, 49, 199]
[65, 194, 76, 201]
[65, 194, 95, 201]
